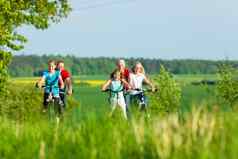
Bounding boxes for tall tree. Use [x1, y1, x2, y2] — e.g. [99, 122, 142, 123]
[0, 0, 71, 92]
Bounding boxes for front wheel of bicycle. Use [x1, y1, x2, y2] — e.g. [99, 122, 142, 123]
[48, 101, 56, 122]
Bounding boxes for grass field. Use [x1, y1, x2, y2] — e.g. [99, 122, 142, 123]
[1, 74, 237, 159]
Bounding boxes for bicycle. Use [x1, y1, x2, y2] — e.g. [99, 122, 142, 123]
[125, 88, 158, 119]
[36, 84, 64, 123]
[102, 88, 128, 119]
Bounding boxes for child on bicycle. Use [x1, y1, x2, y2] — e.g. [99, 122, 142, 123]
[102, 70, 131, 119]
[127, 62, 156, 110]
[36, 60, 64, 113]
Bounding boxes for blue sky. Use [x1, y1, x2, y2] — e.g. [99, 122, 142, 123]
[18, 0, 238, 59]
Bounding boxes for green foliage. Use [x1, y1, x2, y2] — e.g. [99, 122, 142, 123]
[0, 83, 78, 121]
[216, 65, 238, 107]
[0, 51, 11, 92]
[151, 65, 182, 113]
[0, 0, 71, 93]
[1, 81, 237, 159]
[0, 83, 42, 121]
[9, 55, 236, 77]
[1, 105, 238, 159]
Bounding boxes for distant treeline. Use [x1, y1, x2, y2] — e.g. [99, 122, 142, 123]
[8, 55, 237, 77]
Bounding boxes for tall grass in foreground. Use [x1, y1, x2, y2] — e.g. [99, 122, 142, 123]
[1, 77, 237, 159]
[0, 107, 238, 159]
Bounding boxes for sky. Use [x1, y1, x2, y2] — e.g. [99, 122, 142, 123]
[17, 0, 238, 60]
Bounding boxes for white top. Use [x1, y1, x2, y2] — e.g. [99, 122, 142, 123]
[129, 73, 145, 95]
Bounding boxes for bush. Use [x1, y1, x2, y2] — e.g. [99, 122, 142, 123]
[150, 65, 181, 114]
[0, 83, 42, 121]
[216, 65, 238, 108]
[0, 51, 12, 93]
[0, 83, 79, 121]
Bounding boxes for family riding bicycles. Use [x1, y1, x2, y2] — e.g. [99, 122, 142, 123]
[102, 60, 157, 120]
[35, 58, 155, 121]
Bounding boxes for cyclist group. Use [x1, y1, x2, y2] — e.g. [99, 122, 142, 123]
[36, 59, 156, 119]
[102, 59, 156, 119]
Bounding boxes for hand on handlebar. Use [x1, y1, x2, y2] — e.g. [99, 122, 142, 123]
[151, 87, 156, 92]
[35, 82, 43, 89]
[35, 82, 39, 88]
[67, 89, 73, 96]
[35, 82, 45, 89]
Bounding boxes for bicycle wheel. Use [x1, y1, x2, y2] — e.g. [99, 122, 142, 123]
[48, 101, 56, 122]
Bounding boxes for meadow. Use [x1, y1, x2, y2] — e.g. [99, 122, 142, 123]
[0, 74, 237, 159]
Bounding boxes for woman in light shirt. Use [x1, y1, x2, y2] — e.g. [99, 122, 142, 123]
[126, 62, 156, 111]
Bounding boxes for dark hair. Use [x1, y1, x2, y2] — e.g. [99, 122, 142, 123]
[110, 69, 121, 80]
[48, 60, 56, 65]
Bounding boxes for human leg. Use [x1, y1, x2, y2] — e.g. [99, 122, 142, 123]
[43, 93, 50, 111]
[59, 91, 66, 108]
[135, 92, 148, 111]
[54, 96, 64, 115]
[109, 97, 117, 117]
[118, 94, 127, 120]
[124, 94, 131, 118]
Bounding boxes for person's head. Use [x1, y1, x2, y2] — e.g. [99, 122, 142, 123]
[133, 62, 145, 74]
[48, 60, 56, 72]
[117, 59, 126, 71]
[111, 70, 121, 81]
[57, 60, 65, 71]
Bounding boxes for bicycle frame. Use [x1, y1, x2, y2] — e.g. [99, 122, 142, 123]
[126, 88, 157, 111]
[41, 85, 63, 122]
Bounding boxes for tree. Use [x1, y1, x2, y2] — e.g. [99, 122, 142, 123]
[151, 65, 182, 114]
[216, 65, 238, 108]
[0, 0, 71, 92]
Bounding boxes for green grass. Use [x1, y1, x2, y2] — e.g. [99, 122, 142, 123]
[1, 75, 238, 159]
[1, 107, 238, 159]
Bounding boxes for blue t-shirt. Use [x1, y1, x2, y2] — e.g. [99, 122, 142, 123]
[43, 70, 60, 96]
[110, 80, 123, 98]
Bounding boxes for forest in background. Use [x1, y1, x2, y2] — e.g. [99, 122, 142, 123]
[9, 55, 238, 77]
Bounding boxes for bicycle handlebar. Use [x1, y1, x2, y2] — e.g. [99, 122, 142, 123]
[130, 88, 158, 92]
[102, 88, 158, 93]
[101, 89, 123, 93]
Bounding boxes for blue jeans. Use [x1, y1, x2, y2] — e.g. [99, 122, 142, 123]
[125, 93, 148, 112]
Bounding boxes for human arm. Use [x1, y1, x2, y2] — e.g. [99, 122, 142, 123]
[59, 76, 64, 90]
[101, 80, 112, 91]
[121, 79, 132, 90]
[36, 71, 47, 88]
[36, 76, 45, 88]
[144, 76, 156, 92]
[65, 77, 73, 95]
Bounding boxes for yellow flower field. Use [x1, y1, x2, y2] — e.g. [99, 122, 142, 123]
[10, 78, 104, 86]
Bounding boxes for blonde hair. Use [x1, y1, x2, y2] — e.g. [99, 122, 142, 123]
[57, 60, 64, 66]
[117, 59, 126, 67]
[133, 61, 145, 74]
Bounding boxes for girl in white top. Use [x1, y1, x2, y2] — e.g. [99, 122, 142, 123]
[129, 62, 155, 94]
[102, 70, 130, 119]
[127, 62, 155, 109]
